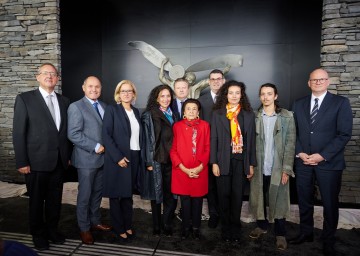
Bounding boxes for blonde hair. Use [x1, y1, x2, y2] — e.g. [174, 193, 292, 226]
[114, 80, 137, 103]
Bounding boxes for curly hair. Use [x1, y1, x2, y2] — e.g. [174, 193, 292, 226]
[213, 80, 252, 111]
[145, 84, 174, 112]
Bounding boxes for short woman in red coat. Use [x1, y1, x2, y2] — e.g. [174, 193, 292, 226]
[170, 99, 210, 239]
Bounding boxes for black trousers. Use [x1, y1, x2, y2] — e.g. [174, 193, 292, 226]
[109, 197, 133, 234]
[25, 160, 64, 238]
[216, 158, 246, 236]
[180, 196, 203, 230]
[207, 164, 219, 217]
[296, 167, 342, 243]
[257, 175, 286, 236]
[109, 150, 139, 235]
[151, 162, 177, 230]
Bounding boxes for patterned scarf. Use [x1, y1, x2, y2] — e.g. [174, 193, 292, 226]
[185, 119, 200, 156]
[226, 103, 243, 153]
[159, 106, 174, 125]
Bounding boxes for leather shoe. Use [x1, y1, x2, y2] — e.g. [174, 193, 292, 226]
[33, 236, 49, 251]
[80, 231, 94, 245]
[288, 233, 314, 244]
[91, 224, 112, 232]
[48, 231, 65, 244]
[323, 242, 336, 256]
[208, 215, 219, 229]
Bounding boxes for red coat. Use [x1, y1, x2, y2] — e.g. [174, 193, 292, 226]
[170, 119, 210, 197]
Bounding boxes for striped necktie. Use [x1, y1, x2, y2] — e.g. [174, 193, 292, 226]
[310, 98, 319, 126]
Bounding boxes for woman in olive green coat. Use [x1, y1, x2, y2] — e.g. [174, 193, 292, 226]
[249, 83, 296, 250]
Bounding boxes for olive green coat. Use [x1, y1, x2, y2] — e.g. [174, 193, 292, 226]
[249, 108, 296, 222]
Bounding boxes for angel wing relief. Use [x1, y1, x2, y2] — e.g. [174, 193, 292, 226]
[128, 41, 243, 98]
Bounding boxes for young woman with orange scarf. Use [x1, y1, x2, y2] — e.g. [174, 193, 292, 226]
[210, 80, 256, 242]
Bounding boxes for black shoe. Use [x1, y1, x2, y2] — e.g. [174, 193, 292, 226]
[163, 229, 173, 237]
[208, 215, 219, 229]
[48, 231, 65, 244]
[153, 229, 161, 237]
[193, 228, 200, 240]
[288, 233, 314, 244]
[222, 232, 231, 242]
[126, 230, 136, 240]
[181, 229, 191, 240]
[323, 242, 336, 256]
[33, 236, 49, 251]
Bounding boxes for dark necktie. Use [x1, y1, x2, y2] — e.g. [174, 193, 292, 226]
[180, 101, 184, 118]
[93, 102, 102, 119]
[310, 98, 319, 126]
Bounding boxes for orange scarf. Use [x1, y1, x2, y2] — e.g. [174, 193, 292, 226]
[226, 103, 243, 154]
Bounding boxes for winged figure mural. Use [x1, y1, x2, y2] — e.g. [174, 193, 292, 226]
[128, 41, 243, 98]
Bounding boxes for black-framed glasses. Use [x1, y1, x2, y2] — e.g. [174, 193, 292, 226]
[309, 78, 328, 84]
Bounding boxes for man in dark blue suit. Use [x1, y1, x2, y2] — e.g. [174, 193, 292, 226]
[171, 78, 189, 120]
[290, 68, 353, 255]
[198, 69, 226, 229]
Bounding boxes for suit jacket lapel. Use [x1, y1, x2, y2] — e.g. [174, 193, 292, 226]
[312, 92, 333, 129]
[82, 97, 103, 123]
[219, 108, 230, 134]
[301, 96, 312, 130]
[35, 89, 58, 130]
[117, 104, 131, 136]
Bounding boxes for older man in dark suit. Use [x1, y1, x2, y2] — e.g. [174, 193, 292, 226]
[171, 78, 189, 120]
[198, 69, 226, 229]
[13, 63, 70, 250]
[290, 68, 353, 255]
[67, 76, 111, 245]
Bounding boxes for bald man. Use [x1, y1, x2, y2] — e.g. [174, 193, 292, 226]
[67, 76, 111, 245]
[290, 68, 353, 255]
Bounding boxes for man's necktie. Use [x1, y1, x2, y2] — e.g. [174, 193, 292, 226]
[47, 95, 56, 123]
[310, 98, 319, 126]
[93, 102, 102, 119]
[180, 101, 184, 118]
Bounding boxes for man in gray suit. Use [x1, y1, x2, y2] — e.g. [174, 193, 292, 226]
[68, 76, 111, 245]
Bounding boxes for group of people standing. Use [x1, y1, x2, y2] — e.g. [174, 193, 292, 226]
[12, 63, 352, 256]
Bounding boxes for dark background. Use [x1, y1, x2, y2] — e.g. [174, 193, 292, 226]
[60, 0, 323, 110]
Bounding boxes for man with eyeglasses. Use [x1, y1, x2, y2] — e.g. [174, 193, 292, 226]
[290, 68, 353, 256]
[13, 63, 70, 250]
[198, 69, 226, 229]
[67, 76, 111, 245]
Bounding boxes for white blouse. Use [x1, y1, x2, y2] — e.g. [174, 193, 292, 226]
[125, 109, 140, 150]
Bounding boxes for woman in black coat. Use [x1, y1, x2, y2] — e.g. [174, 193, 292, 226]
[102, 80, 143, 242]
[141, 84, 178, 236]
[210, 80, 256, 242]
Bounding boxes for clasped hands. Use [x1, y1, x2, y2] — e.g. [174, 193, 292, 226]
[298, 153, 324, 165]
[180, 163, 203, 178]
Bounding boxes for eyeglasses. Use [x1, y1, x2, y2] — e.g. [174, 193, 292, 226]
[38, 71, 58, 77]
[120, 90, 133, 94]
[209, 78, 224, 82]
[309, 78, 328, 84]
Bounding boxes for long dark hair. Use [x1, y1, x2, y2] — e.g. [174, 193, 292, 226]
[258, 83, 282, 113]
[213, 80, 252, 111]
[145, 84, 174, 112]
